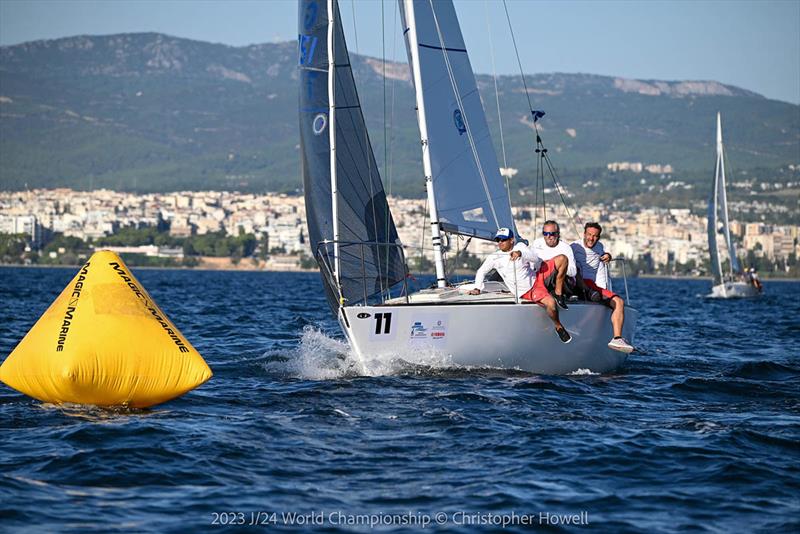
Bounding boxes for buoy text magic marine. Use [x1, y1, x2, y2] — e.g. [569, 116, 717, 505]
[55, 262, 90, 352]
[109, 262, 191, 353]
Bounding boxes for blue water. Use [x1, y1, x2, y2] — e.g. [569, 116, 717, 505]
[1, 267, 798, 533]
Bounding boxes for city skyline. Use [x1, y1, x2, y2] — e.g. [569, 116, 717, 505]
[2, 188, 797, 274]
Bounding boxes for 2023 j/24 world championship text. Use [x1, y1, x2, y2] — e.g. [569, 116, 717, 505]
[210, 510, 590, 528]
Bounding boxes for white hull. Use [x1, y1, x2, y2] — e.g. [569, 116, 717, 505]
[339, 299, 637, 375]
[707, 282, 761, 299]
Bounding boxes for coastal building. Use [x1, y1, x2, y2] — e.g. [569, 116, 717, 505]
[0, 214, 41, 248]
[0, 189, 797, 271]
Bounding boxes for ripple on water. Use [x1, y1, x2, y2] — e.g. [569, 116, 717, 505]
[0, 271, 798, 531]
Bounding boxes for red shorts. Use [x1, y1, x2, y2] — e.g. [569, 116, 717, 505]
[584, 278, 618, 300]
[521, 258, 556, 304]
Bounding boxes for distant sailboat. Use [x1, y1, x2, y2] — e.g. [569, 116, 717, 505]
[706, 113, 762, 298]
[298, 0, 637, 374]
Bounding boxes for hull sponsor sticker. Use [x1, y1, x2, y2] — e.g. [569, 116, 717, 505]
[408, 316, 448, 346]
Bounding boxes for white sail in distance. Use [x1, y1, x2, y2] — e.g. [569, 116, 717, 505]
[707, 112, 741, 286]
[400, 0, 515, 240]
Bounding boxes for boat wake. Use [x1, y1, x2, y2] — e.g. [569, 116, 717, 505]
[262, 327, 359, 380]
[263, 326, 531, 380]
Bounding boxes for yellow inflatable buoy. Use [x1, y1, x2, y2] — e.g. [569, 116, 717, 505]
[0, 250, 212, 408]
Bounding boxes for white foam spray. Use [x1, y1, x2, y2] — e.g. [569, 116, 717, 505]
[263, 326, 458, 380]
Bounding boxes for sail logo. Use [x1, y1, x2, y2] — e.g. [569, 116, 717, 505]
[453, 109, 466, 135]
[312, 113, 328, 135]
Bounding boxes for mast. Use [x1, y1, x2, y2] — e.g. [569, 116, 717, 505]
[402, 0, 447, 288]
[327, 0, 341, 293]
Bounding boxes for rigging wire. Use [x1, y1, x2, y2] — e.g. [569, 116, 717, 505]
[418, 196, 429, 279]
[382, 0, 387, 186]
[485, 0, 514, 222]
[542, 141, 582, 238]
[381, 0, 389, 197]
[349, 0, 360, 54]
[501, 0, 536, 118]
[452, 234, 473, 285]
[501, 0, 583, 241]
[381, 0, 391, 296]
[348, 0, 386, 297]
[389, 0, 398, 198]
[534, 138, 544, 228]
[385, 0, 405, 294]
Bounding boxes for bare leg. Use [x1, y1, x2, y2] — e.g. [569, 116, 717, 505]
[539, 295, 563, 330]
[609, 296, 625, 338]
[552, 254, 568, 296]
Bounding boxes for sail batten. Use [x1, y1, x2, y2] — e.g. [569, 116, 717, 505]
[299, 0, 405, 313]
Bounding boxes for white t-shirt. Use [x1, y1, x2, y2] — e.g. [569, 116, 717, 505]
[532, 237, 577, 277]
[571, 239, 609, 289]
[474, 243, 541, 298]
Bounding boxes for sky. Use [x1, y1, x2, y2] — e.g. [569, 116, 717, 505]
[1, 0, 798, 104]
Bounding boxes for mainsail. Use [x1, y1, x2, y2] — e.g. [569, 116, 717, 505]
[707, 160, 723, 285]
[399, 0, 515, 240]
[299, 0, 405, 313]
[707, 113, 741, 286]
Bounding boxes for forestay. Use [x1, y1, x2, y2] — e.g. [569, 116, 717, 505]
[399, 0, 515, 240]
[298, 0, 405, 313]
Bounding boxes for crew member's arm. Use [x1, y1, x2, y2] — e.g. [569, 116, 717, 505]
[598, 242, 612, 263]
[563, 243, 578, 277]
[570, 242, 586, 283]
[469, 256, 495, 294]
[514, 243, 541, 271]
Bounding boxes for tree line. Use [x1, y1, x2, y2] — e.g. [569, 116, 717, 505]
[0, 227, 264, 267]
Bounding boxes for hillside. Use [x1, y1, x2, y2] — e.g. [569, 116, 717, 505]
[1, 33, 798, 200]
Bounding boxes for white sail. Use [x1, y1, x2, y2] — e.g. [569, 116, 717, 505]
[707, 112, 741, 287]
[707, 114, 724, 285]
[716, 114, 741, 275]
[399, 0, 515, 241]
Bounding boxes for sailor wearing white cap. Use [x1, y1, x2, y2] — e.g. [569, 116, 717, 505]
[469, 227, 571, 343]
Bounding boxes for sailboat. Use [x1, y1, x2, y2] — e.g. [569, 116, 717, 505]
[298, 0, 638, 374]
[706, 113, 761, 299]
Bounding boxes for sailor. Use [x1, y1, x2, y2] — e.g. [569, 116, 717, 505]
[747, 268, 763, 291]
[570, 222, 634, 354]
[531, 220, 576, 310]
[469, 227, 571, 343]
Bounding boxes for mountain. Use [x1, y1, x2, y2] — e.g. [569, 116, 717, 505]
[1, 33, 798, 199]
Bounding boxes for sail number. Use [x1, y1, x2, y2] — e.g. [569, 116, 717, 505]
[298, 35, 318, 66]
[374, 313, 392, 335]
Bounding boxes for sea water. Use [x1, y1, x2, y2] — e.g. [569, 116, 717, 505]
[0, 267, 798, 532]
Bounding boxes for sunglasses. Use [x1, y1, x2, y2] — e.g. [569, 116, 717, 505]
[542, 231, 559, 237]
[494, 237, 512, 242]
